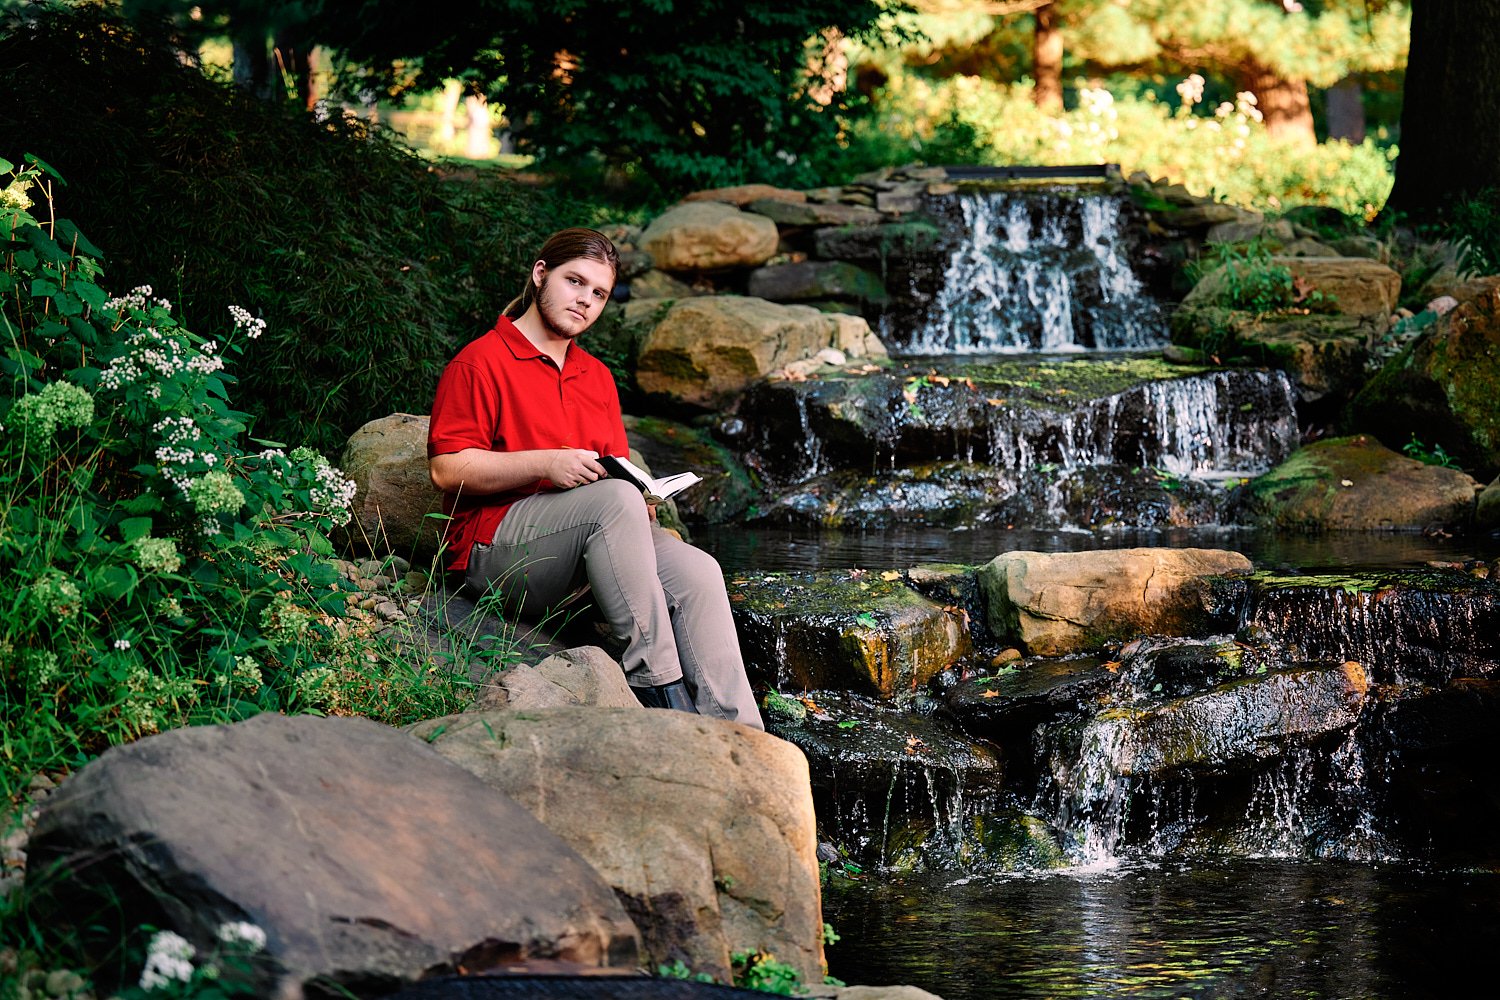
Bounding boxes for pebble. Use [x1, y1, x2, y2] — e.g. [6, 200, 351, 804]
[374, 601, 404, 621]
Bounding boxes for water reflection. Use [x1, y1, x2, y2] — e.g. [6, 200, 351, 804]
[699, 522, 1499, 575]
[824, 860, 1500, 999]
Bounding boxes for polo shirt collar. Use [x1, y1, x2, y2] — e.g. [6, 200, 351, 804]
[494, 315, 582, 375]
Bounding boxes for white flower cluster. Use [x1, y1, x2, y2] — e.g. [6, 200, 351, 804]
[103, 284, 173, 316]
[228, 304, 266, 340]
[153, 416, 215, 495]
[1176, 73, 1206, 108]
[217, 920, 268, 951]
[290, 447, 357, 527]
[99, 324, 224, 397]
[139, 929, 195, 990]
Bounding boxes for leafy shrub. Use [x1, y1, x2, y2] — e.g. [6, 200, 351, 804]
[1439, 187, 1500, 276]
[0, 4, 591, 453]
[0, 155, 468, 802]
[1194, 241, 1297, 314]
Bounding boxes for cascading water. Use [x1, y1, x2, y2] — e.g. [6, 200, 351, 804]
[903, 188, 1167, 354]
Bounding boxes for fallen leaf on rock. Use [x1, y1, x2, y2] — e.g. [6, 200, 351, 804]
[880, 570, 902, 581]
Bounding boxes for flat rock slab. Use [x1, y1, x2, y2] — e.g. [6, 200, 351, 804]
[979, 547, 1251, 656]
[1083, 662, 1369, 777]
[410, 708, 822, 985]
[1241, 569, 1500, 685]
[729, 571, 973, 698]
[25, 714, 640, 994]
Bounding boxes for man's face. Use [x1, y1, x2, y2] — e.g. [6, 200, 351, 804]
[534, 257, 615, 340]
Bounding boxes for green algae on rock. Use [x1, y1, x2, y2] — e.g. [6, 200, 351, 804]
[729, 570, 973, 698]
[1235, 435, 1479, 532]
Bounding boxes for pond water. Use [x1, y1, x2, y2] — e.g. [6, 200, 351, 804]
[697, 523, 1500, 576]
[822, 859, 1500, 999]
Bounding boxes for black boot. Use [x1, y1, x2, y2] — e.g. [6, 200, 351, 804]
[632, 679, 699, 714]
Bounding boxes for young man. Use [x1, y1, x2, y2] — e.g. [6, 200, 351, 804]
[427, 228, 763, 730]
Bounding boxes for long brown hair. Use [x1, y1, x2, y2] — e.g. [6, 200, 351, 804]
[502, 227, 620, 318]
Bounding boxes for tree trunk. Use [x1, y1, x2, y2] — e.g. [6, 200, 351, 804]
[231, 28, 271, 101]
[1033, 2, 1063, 113]
[1387, 0, 1500, 222]
[1238, 62, 1315, 146]
[1323, 76, 1366, 144]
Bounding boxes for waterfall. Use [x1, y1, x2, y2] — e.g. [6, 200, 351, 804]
[905, 188, 1167, 354]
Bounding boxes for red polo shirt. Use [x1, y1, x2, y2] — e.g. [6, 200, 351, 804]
[427, 316, 628, 572]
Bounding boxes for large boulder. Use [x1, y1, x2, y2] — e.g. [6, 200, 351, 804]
[730, 571, 973, 698]
[640, 202, 779, 273]
[471, 645, 640, 711]
[1236, 435, 1479, 532]
[25, 714, 641, 994]
[746, 260, 889, 306]
[1480, 475, 1500, 531]
[410, 708, 823, 985]
[341, 413, 445, 560]
[979, 548, 1251, 655]
[1275, 256, 1401, 321]
[631, 296, 887, 409]
[1348, 279, 1500, 479]
[1180, 256, 1400, 324]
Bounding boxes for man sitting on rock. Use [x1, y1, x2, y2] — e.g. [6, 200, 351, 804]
[427, 227, 763, 729]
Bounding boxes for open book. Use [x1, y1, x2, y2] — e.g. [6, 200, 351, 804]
[598, 454, 702, 504]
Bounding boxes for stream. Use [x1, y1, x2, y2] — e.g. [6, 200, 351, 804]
[704, 183, 1500, 998]
[822, 859, 1500, 999]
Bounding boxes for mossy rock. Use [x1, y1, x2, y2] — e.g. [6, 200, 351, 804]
[1169, 307, 1371, 402]
[728, 571, 973, 698]
[752, 462, 1015, 529]
[1347, 281, 1500, 480]
[623, 414, 757, 524]
[1235, 435, 1478, 532]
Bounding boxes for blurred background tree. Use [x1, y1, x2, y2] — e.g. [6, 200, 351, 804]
[1385, 0, 1500, 223]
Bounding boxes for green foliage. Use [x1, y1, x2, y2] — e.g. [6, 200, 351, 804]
[656, 960, 716, 984]
[1200, 242, 1297, 315]
[732, 951, 808, 996]
[826, 74, 1395, 216]
[302, 0, 901, 196]
[1401, 434, 1463, 470]
[1439, 187, 1500, 276]
[0, 4, 593, 452]
[0, 156, 469, 803]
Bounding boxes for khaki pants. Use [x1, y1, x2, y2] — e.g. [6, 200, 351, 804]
[465, 479, 763, 729]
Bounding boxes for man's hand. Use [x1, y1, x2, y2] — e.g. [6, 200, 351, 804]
[647, 502, 659, 523]
[545, 449, 608, 489]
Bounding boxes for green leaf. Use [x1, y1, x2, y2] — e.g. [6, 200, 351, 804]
[23, 227, 70, 264]
[122, 494, 163, 515]
[0, 157, 13, 173]
[54, 219, 103, 258]
[23, 154, 65, 183]
[118, 517, 153, 542]
[854, 612, 878, 628]
[306, 530, 334, 557]
[96, 564, 138, 600]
